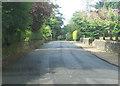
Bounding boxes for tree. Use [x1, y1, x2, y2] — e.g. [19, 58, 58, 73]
[95, 1, 118, 9]
[64, 5, 119, 41]
[109, 11, 119, 40]
[30, 2, 55, 31]
[45, 14, 64, 40]
[2, 2, 33, 46]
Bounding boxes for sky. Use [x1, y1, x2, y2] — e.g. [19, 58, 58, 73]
[52, 0, 99, 25]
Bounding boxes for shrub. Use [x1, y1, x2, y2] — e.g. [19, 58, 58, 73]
[73, 30, 77, 41]
[57, 35, 62, 40]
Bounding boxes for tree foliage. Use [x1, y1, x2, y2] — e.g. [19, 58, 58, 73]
[94, 1, 118, 9]
[2, 2, 64, 47]
[2, 2, 33, 46]
[30, 2, 55, 31]
[45, 14, 64, 39]
[63, 7, 120, 41]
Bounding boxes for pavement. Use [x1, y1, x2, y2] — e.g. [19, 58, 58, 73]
[72, 41, 119, 66]
[2, 41, 118, 84]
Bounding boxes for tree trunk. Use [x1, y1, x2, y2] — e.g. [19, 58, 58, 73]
[115, 33, 118, 41]
[110, 30, 112, 40]
[103, 33, 105, 40]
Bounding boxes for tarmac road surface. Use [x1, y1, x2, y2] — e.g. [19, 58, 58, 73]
[2, 41, 118, 84]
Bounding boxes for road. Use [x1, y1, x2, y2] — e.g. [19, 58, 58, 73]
[3, 41, 118, 84]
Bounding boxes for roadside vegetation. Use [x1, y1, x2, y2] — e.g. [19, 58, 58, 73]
[62, 1, 120, 41]
[2, 2, 64, 47]
[3, 1, 119, 47]
[2, 2, 64, 64]
[2, 1, 120, 64]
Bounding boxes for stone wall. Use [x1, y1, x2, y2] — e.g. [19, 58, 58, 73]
[80, 38, 120, 54]
[92, 39, 106, 50]
[3, 39, 45, 65]
[80, 38, 92, 45]
[105, 41, 120, 54]
[92, 39, 120, 54]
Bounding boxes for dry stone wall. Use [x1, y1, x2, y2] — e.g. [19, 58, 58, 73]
[80, 38, 120, 54]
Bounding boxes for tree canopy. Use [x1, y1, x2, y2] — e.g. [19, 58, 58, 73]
[2, 2, 64, 46]
[62, 6, 120, 41]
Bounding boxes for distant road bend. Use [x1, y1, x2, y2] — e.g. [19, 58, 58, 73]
[3, 41, 118, 84]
